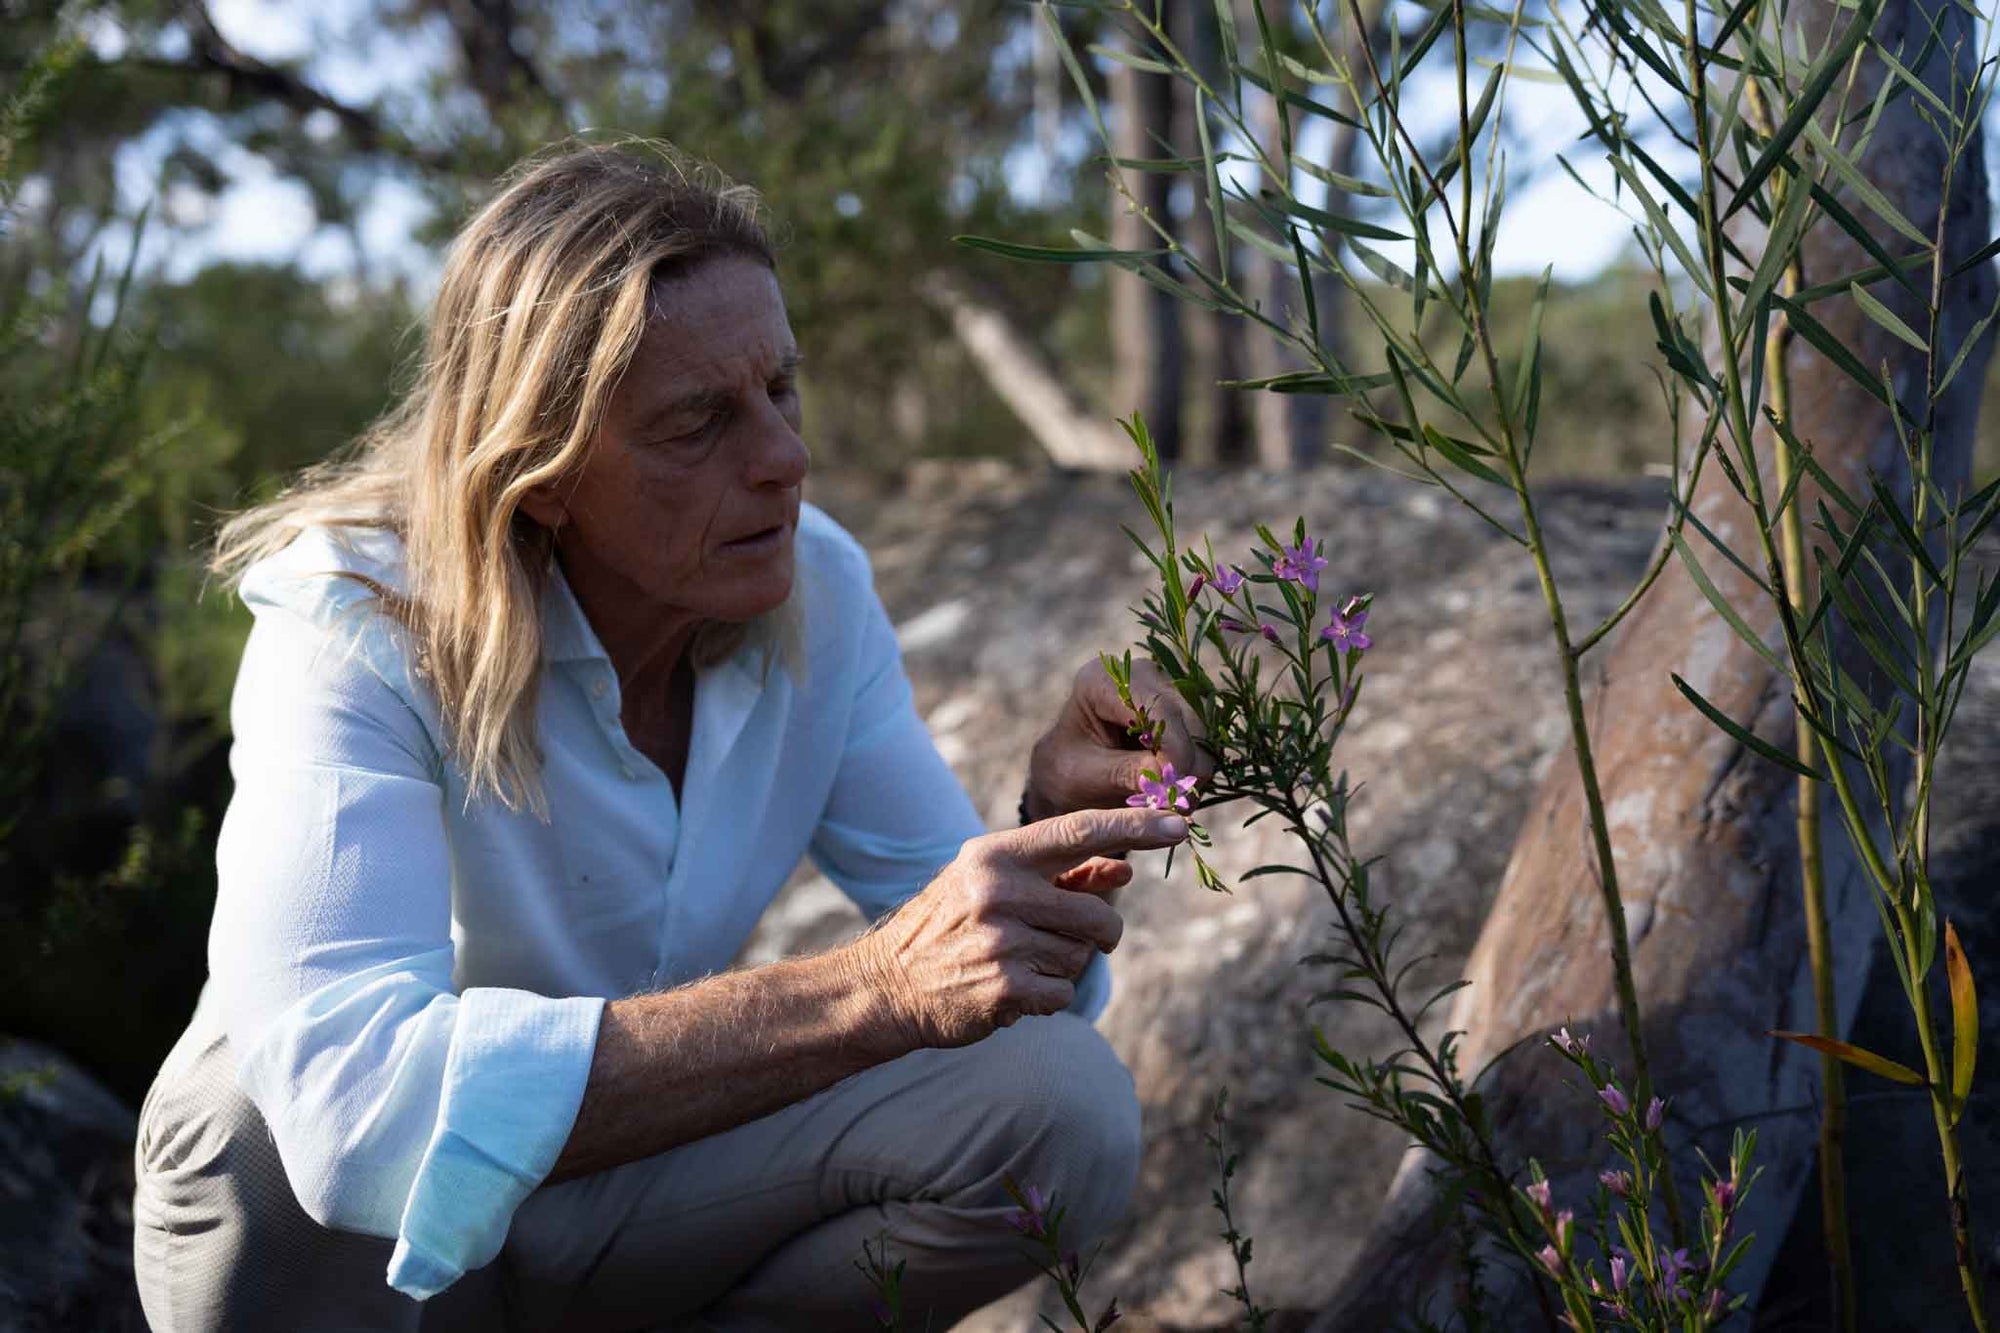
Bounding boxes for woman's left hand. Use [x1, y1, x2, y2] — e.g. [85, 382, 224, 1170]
[1022, 658, 1214, 822]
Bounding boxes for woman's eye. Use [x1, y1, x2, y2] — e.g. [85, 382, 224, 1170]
[769, 379, 797, 401]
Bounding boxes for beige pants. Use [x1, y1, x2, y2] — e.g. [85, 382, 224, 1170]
[132, 1011, 1139, 1332]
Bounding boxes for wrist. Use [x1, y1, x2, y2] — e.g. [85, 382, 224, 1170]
[832, 934, 926, 1063]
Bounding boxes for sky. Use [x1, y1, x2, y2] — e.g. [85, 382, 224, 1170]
[88, 0, 1991, 292]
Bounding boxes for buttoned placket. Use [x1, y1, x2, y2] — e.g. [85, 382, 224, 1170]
[579, 660, 679, 989]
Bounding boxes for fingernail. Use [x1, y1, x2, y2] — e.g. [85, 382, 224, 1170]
[1150, 814, 1188, 838]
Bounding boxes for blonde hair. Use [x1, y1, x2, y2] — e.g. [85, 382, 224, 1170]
[212, 140, 804, 813]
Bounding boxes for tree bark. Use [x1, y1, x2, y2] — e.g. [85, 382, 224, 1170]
[1314, 0, 1993, 1323]
[1109, 29, 1186, 460]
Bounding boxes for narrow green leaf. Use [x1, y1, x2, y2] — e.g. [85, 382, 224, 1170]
[1233, 64, 1360, 128]
[1671, 534, 1789, 672]
[1088, 42, 1176, 75]
[1949, 232, 2000, 280]
[1771, 1031, 1926, 1086]
[955, 235, 1169, 264]
[1804, 121, 1934, 248]
[1422, 424, 1509, 487]
[1728, 0, 1884, 217]
[1106, 154, 1211, 173]
[1260, 191, 1407, 242]
[1297, 157, 1392, 198]
[1608, 157, 1710, 295]
[1040, 3, 1105, 144]
[1772, 293, 1896, 410]
[1850, 281, 1930, 351]
[1673, 675, 1824, 779]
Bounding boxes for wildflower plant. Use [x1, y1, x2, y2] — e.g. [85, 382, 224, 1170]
[968, 0, 1997, 1324]
[1000, 1177, 1125, 1333]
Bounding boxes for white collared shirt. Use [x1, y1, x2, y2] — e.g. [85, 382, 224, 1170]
[179, 503, 1108, 1300]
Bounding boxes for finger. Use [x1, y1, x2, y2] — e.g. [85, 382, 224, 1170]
[1024, 930, 1097, 980]
[1052, 856, 1133, 895]
[996, 806, 1188, 874]
[1008, 883, 1125, 954]
[1001, 971, 1077, 1023]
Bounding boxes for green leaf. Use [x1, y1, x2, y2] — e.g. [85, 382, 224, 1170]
[1771, 1031, 1926, 1086]
[1804, 120, 1934, 249]
[1670, 533, 1788, 672]
[1849, 282, 1930, 351]
[1088, 42, 1176, 75]
[1727, 0, 1884, 217]
[1296, 158, 1391, 198]
[1772, 293, 1896, 411]
[1232, 64, 1360, 128]
[1672, 674, 1824, 779]
[954, 235, 1168, 264]
[1040, 3, 1106, 145]
[1421, 424, 1509, 488]
[1607, 157, 1710, 295]
[1260, 191, 1408, 242]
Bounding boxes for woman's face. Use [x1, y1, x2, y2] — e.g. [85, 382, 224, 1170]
[539, 256, 809, 627]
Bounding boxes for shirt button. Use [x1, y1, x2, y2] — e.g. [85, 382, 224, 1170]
[591, 679, 609, 699]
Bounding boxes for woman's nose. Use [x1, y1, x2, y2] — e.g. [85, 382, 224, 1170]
[745, 403, 810, 489]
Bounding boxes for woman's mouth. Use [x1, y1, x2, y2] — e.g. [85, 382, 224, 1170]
[720, 525, 786, 553]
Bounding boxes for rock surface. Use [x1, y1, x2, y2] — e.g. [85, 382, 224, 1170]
[0, 1040, 146, 1332]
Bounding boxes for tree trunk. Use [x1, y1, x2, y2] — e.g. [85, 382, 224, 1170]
[921, 276, 1133, 472]
[1235, 0, 1375, 469]
[1173, 0, 1249, 467]
[1109, 30, 1186, 460]
[1314, 0, 1993, 1323]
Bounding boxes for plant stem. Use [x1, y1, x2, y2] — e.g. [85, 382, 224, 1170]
[1752, 75, 1855, 1328]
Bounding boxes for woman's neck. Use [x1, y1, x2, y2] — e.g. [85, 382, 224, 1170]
[554, 543, 699, 691]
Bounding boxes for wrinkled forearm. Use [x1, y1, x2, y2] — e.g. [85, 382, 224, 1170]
[546, 946, 912, 1184]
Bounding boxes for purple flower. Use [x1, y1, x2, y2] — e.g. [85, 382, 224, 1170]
[1644, 1097, 1666, 1132]
[1259, 623, 1281, 644]
[1551, 1025, 1591, 1056]
[1599, 1169, 1632, 1198]
[1006, 1184, 1049, 1237]
[1536, 1244, 1563, 1278]
[1186, 572, 1208, 600]
[1126, 761, 1199, 814]
[1713, 1178, 1736, 1211]
[1609, 1250, 1630, 1293]
[1598, 1084, 1630, 1117]
[1554, 1209, 1574, 1249]
[1525, 1179, 1552, 1213]
[1212, 565, 1246, 595]
[1273, 537, 1329, 592]
[1321, 604, 1372, 652]
[1659, 1247, 1696, 1301]
[1218, 616, 1252, 634]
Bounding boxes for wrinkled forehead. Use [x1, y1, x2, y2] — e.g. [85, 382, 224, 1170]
[619, 257, 798, 406]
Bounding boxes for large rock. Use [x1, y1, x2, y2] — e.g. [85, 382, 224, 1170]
[0, 1039, 145, 1332]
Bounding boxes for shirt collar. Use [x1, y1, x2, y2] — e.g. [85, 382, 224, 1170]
[539, 560, 772, 768]
[539, 560, 608, 665]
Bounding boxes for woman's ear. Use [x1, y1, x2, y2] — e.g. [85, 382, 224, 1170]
[516, 483, 567, 531]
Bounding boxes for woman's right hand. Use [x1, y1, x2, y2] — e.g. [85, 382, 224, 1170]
[846, 806, 1189, 1051]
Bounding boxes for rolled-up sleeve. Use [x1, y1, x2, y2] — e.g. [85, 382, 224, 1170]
[806, 548, 1111, 1021]
[210, 592, 602, 1300]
